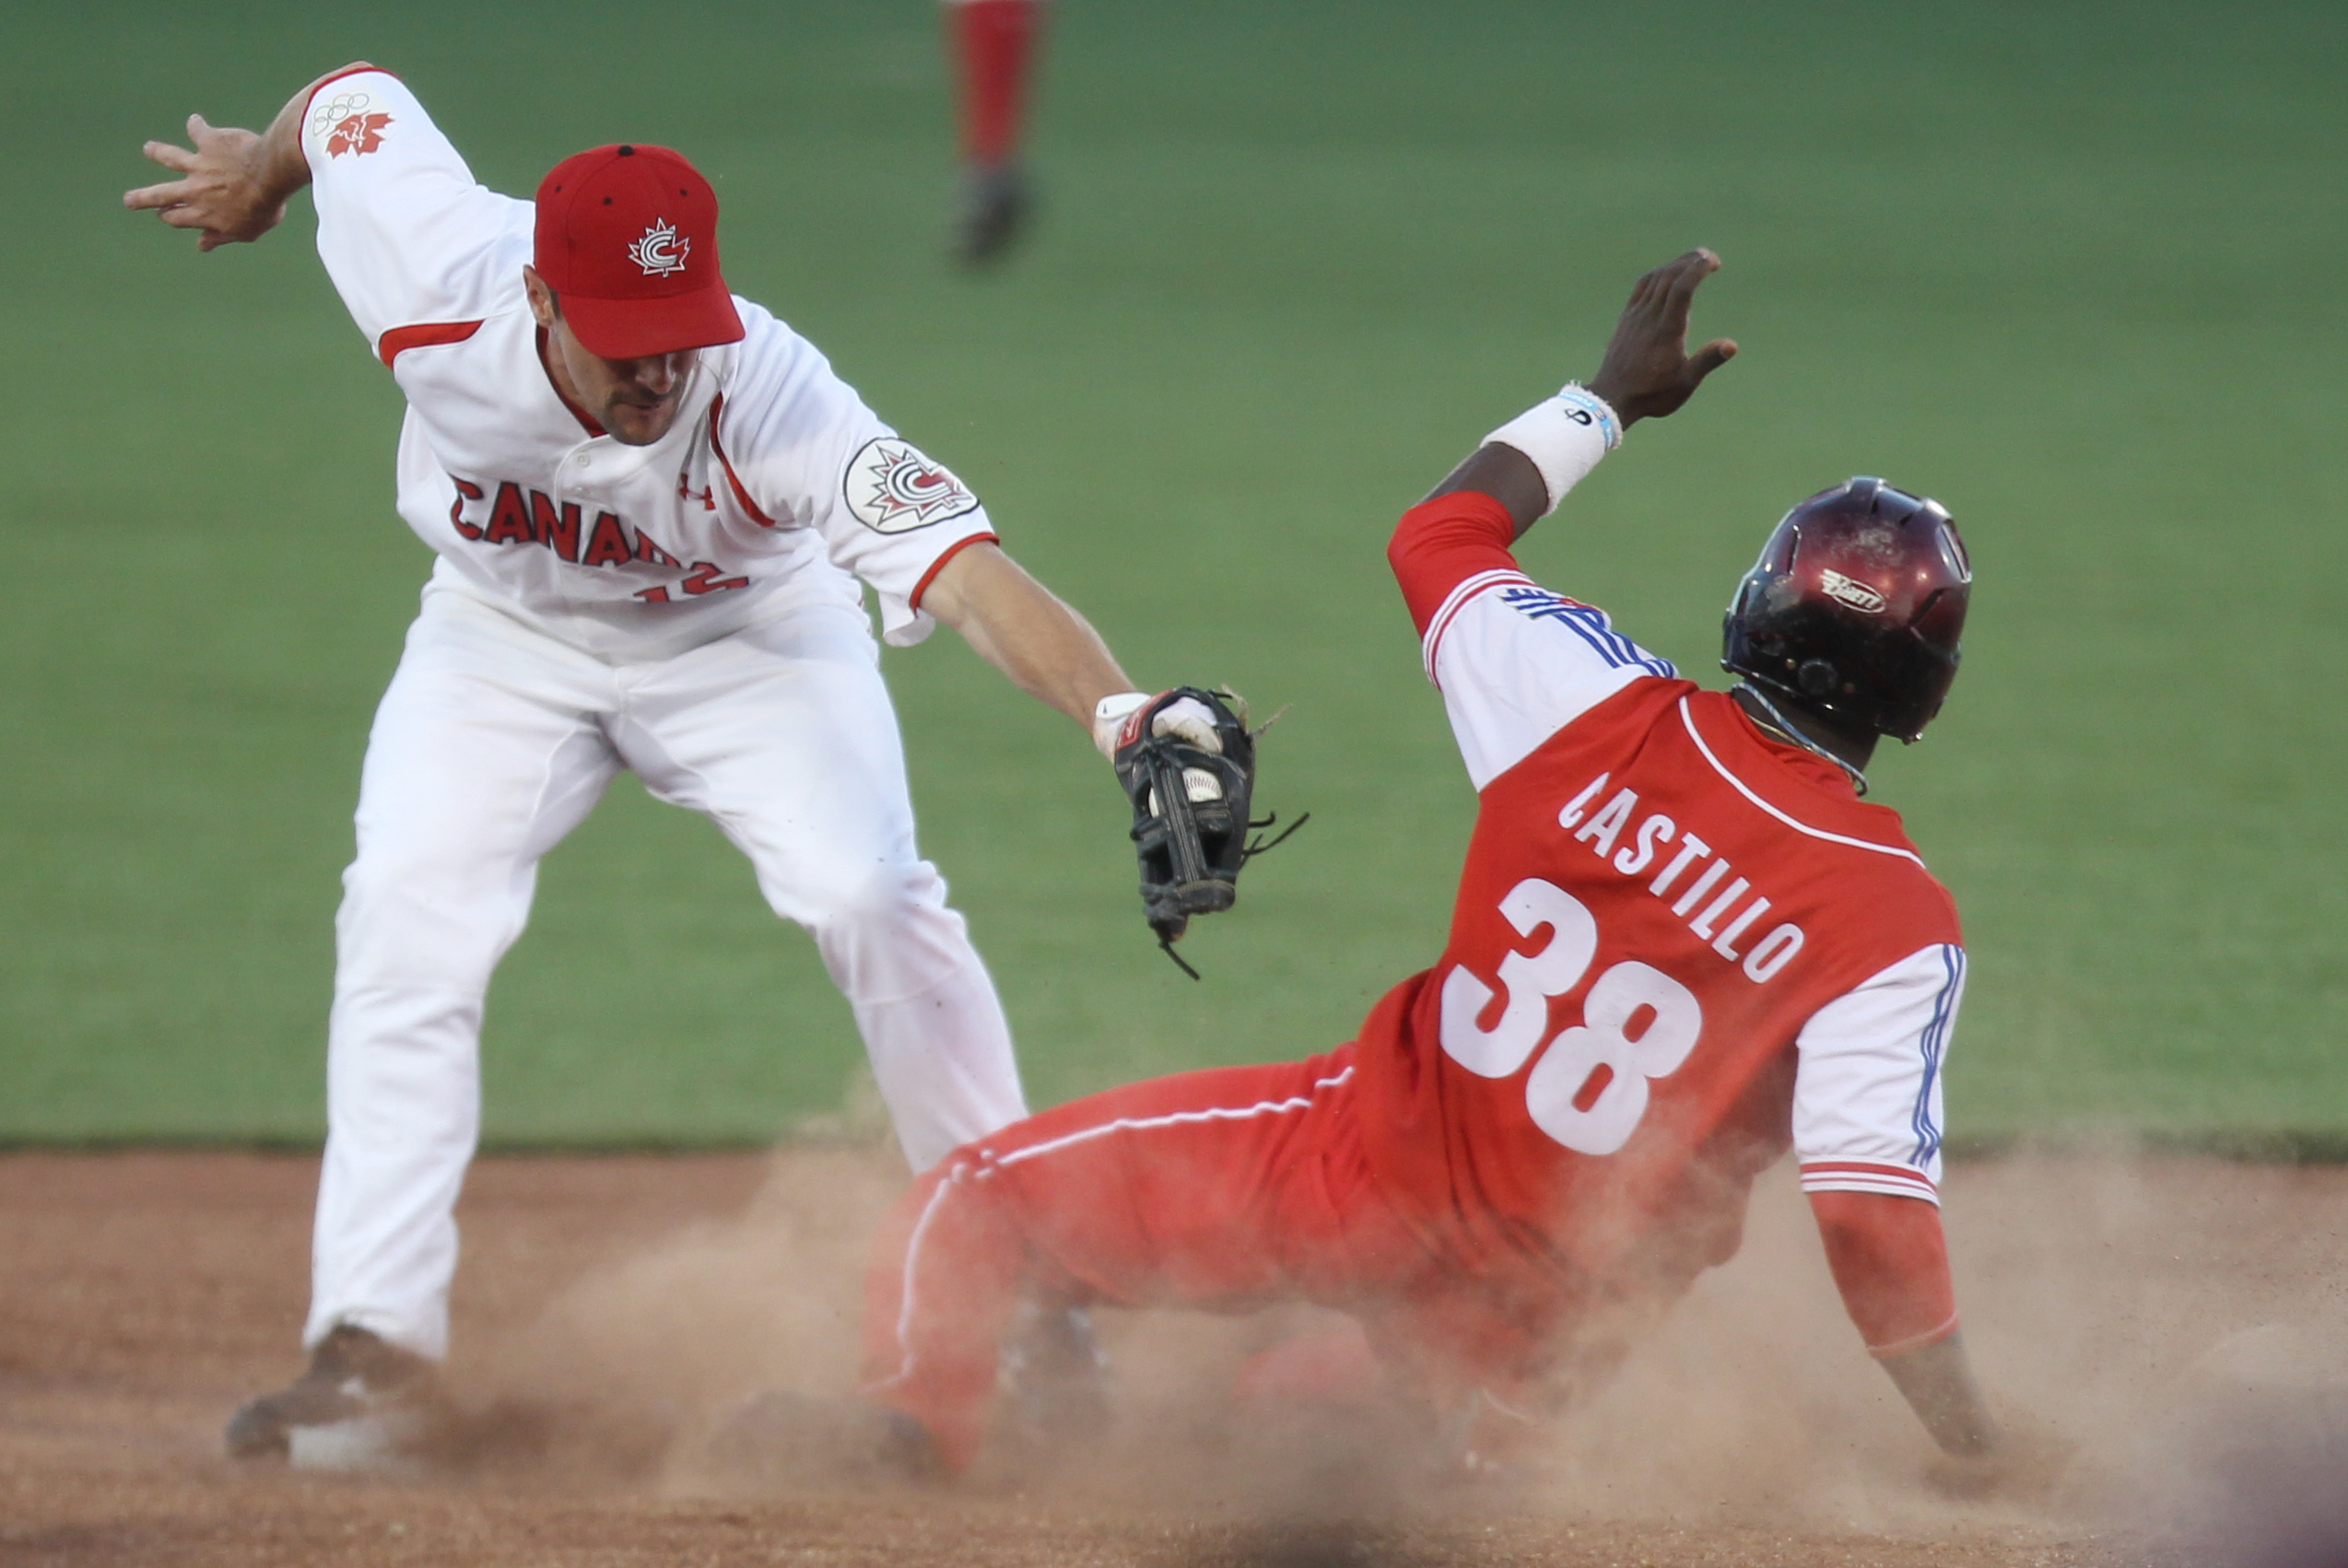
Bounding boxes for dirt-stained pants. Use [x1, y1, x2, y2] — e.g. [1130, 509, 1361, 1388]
[860, 1046, 1568, 1470]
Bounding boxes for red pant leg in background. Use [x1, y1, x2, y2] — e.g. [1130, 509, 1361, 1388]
[949, 0, 1044, 168]
[862, 1047, 1441, 1469]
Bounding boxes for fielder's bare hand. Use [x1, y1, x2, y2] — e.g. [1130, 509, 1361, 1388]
[1586, 248, 1738, 428]
[124, 103, 316, 252]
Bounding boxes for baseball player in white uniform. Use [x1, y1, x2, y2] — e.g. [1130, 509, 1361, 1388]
[126, 64, 1208, 1458]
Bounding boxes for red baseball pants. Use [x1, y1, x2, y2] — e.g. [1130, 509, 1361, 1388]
[860, 1046, 1572, 1470]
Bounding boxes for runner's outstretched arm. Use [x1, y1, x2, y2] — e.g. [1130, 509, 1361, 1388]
[1424, 247, 1737, 536]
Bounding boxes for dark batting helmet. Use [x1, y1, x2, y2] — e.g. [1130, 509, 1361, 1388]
[1720, 477, 1970, 743]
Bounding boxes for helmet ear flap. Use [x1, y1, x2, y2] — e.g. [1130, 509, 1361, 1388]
[1795, 658, 1838, 699]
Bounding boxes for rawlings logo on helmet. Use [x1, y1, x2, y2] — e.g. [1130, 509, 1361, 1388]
[628, 219, 689, 277]
[1819, 568, 1888, 614]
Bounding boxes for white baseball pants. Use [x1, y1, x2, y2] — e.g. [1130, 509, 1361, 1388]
[305, 586, 1027, 1360]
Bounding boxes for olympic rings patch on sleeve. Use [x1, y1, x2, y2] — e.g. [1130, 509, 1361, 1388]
[843, 438, 980, 534]
[309, 88, 394, 159]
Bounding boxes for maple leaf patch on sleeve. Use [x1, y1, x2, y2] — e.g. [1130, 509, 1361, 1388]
[843, 439, 980, 534]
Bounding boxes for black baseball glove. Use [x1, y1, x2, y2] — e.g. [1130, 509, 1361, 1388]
[1110, 687, 1303, 977]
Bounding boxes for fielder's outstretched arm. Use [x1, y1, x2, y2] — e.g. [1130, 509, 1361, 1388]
[1424, 248, 1738, 536]
[919, 541, 1135, 736]
[123, 67, 363, 248]
[921, 541, 1234, 766]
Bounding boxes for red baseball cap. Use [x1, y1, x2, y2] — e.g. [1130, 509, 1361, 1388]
[534, 143, 744, 360]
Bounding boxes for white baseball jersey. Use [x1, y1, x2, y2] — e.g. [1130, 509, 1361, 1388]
[299, 68, 995, 660]
[290, 69, 1033, 1362]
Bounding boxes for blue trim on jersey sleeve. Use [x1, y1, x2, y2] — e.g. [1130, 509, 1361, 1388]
[1908, 946, 1964, 1165]
[1495, 585, 1678, 678]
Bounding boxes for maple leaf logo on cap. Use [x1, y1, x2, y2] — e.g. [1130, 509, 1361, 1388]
[627, 218, 689, 278]
[532, 145, 743, 357]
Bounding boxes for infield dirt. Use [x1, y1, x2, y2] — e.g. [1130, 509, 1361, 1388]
[4, 1147, 2342, 1567]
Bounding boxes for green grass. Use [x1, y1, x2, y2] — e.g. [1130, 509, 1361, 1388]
[3, 0, 2342, 1143]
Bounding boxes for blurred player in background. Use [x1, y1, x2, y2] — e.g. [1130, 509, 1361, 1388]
[125, 64, 1212, 1461]
[854, 250, 2012, 1481]
[946, 0, 1046, 262]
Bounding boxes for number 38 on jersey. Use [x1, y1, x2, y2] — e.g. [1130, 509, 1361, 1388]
[1440, 878, 1701, 1156]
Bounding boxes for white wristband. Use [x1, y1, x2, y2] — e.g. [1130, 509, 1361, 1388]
[1481, 383, 1622, 517]
[1092, 691, 1151, 759]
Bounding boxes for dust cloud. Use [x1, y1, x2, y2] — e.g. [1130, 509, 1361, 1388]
[446, 1142, 2348, 1559]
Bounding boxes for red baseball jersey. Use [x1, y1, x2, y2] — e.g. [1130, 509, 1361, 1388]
[1358, 490, 1966, 1305]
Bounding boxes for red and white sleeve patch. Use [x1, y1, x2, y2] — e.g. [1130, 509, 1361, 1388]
[304, 68, 400, 160]
[1800, 1160, 1940, 1204]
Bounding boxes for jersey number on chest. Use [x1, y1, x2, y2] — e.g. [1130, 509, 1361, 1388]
[1439, 878, 1701, 1156]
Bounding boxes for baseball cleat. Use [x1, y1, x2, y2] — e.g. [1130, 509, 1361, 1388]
[223, 1323, 437, 1464]
[953, 162, 1032, 264]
